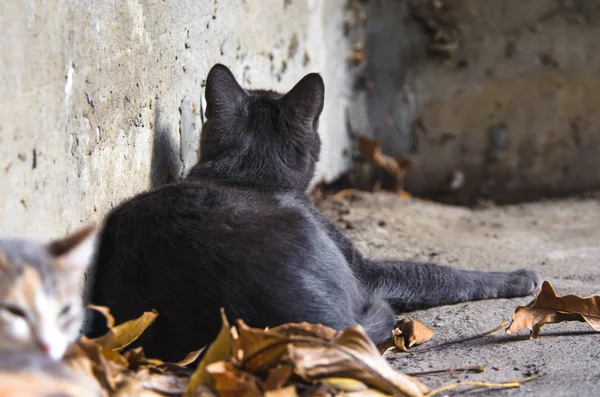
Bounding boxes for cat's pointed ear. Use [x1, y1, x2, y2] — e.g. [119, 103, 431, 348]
[205, 64, 248, 119]
[280, 73, 325, 122]
[47, 225, 97, 271]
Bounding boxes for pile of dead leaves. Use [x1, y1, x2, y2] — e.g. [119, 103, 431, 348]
[185, 312, 427, 397]
[2, 307, 428, 397]
[2, 281, 598, 397]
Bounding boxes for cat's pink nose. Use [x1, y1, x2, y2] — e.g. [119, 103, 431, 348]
[38, 341, 51, 354]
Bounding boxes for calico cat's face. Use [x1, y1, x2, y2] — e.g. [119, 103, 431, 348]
[0, 226, 95, 360]
[196, 64, 325, 191]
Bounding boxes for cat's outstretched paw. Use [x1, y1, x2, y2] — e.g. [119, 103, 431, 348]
[507, 268, 543, 296]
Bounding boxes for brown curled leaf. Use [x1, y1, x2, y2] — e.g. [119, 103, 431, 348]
[206, 361, 264, 397]
[393, 318, 434, 352]
[506, 281, 600, 338]
[358, 136, 412, 194]
[287, 325, 428, 397]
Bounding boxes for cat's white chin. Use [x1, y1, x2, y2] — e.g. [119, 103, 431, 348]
[36, 329, 69, 361]
[46, 343, 67, 361]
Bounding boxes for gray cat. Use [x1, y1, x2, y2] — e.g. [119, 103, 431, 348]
[87, 64, 542, 362]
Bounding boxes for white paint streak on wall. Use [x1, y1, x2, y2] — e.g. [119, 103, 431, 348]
[64, 62, 74, 102]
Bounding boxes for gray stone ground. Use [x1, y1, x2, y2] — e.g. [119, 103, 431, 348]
[319, 193, 600, 396]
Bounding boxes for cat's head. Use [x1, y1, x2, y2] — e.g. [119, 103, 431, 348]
[192, 64, 325, 192]
[0, 226, 96, 360]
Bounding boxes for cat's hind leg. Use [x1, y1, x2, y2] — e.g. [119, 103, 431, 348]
[359, 260, 542, 312]
[356, 296, 395, 343]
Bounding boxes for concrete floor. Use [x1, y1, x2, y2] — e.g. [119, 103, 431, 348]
[319, 193, 600, 396]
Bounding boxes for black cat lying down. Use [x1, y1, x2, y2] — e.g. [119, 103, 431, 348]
[86, 64, 542, 361]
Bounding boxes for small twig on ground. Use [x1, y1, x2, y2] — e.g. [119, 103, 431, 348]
[425, 375, 538, 396]
[412, 320, 507, 353]
[406, 365, 484, 377]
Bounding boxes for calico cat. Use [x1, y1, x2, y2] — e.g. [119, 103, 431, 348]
[87, 64, 542, 362]
[0, 226, 96, 361]
[0, 350, 102, 397]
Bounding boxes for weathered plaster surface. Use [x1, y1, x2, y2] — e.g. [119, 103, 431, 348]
[357, 0, 600, 205]
[0, 0, 351, 238]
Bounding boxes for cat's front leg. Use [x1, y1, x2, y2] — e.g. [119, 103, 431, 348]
[359, 260, 542, 312]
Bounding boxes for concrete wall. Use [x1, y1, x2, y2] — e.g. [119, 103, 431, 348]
[352, 0, 600, 205]
[0, 0, 351, 239]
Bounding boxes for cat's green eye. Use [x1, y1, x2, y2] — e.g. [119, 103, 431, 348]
[3, 305, 26, 318]
[59, 304, 71, 317]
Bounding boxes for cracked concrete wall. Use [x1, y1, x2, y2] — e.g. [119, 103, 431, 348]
[0, 0, 351, 239]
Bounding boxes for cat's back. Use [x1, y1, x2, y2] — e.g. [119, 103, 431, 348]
[101, 179, 303, 236]
[93, 178, 317, 285]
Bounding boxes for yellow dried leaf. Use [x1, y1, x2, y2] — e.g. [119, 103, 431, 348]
[345, 389, 393, 397]
[506, 281, 600, 338]
[319, 377, 368, 392]
[185, 309, 233, 396]
[177, 348, 206, 366]
[264, 385, 298, 397]
[393, 319, 434, 352]
[92, 309, 158, 352]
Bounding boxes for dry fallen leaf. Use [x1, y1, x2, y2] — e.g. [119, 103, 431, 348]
[264, 365, 294, 391]
[206, 361, 264, 397]
[264, 384, 298, 397]
[185, 309, 234, 396]
[64, 336, 121, 392]
[319, 377, 369, 392]
[88, 304, 116, 328]
[91, 307, 158, 352]
[127, 369, 190, 396]
[393, 319, 434, 352]
[506, 281, 600, 338]
[61, 307, 197, 396]
[288, 325, 428, 397]
[178, 348, 207, 366]
[0, 372, 102, 397]
[235, 321, 294, 373]
[122, 347, 164, 371]
[269, 322, 338, 340]
[358, 136, 412, 195]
